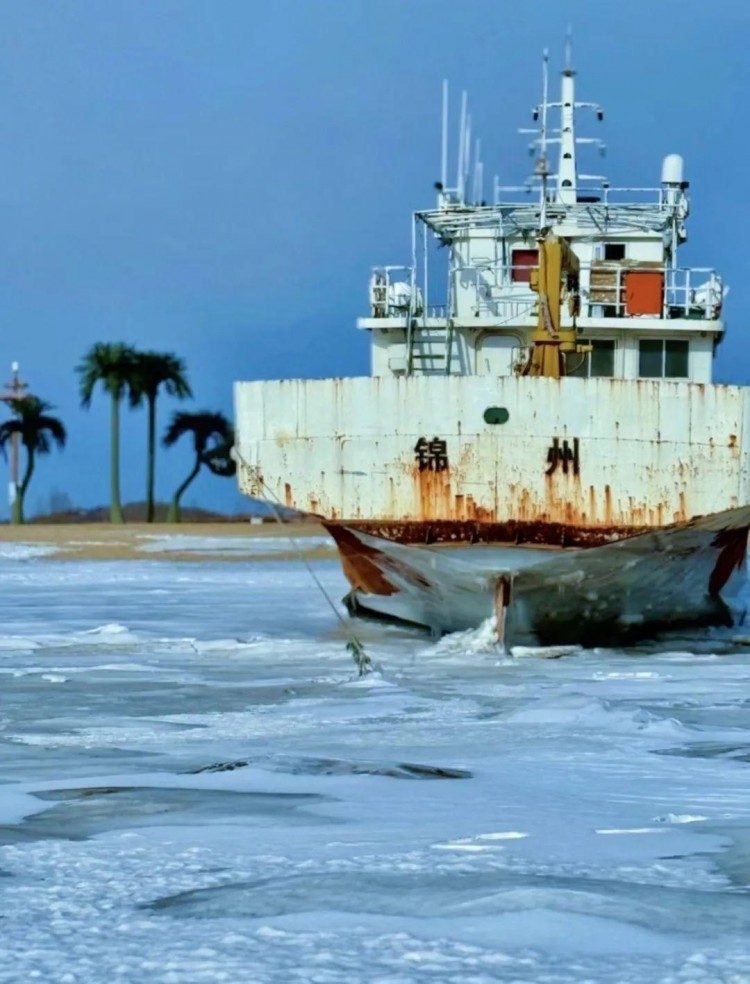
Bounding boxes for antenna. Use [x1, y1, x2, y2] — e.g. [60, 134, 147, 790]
[440, 79, 448, 191]
[463, 113, 472, 199]
[518, 36, 607, 213]
[456, 90, 467, 202]
[540, 49, 549, 161]
[472, 138, 482, 203]
[538, 48, 550, 228]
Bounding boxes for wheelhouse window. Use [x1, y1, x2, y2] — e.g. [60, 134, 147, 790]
[638, 339, 689, 379]
[567, 339, 615, 378]
[604, 243, 626, 261]
[511, 248, 538, 283]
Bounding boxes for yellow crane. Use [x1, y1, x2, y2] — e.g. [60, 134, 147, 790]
[523, 234, 590, 378]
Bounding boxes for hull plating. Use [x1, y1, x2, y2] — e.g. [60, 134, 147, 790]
[322, 507, 750, 645]
[235, 375, 750, 541]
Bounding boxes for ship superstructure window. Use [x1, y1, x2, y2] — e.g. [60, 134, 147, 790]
[511, 248, 538, 283]
[604, 243, 626, 260]
[638, 339, 689, 378]
[567, 339, 615, 378]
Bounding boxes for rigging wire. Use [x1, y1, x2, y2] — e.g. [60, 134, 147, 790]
[230, 446, 372, 677]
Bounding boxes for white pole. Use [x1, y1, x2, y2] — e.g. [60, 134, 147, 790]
[411, 215, 418, 333]
[463, 114, 472, 199]
[557, 43, 577, 204]
[541, 51, 549, 166]
[441, 79, 449, 191]
[472, 138, 481, 202]
[423, 220, 429, 327]
[539, 49, 549, 229]
[457, 91, 467, 201]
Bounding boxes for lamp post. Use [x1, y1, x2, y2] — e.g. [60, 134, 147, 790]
[0, 362, 28, 520]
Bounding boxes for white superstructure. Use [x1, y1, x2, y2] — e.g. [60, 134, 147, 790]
[235, 47, 741, 548]
[362, 49, 723, 382]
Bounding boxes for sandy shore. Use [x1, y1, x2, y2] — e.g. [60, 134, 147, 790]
[0, 521, 334, 562]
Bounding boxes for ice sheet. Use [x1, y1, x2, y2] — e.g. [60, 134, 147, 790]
[0, 542, 59, 560]
[136, 533, 333, 555]
[1, 551, 750, 982]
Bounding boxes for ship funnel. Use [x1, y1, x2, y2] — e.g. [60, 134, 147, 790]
[661, 153, 684, 185]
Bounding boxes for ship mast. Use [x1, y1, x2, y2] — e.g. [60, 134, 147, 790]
[556, 34, 577, 205]
[536, 50, 550, 229]
[523, 38, 595, 378]
[527, 34, 604, 212]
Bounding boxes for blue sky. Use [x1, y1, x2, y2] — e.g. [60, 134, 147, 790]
[0, 0, 747, 517]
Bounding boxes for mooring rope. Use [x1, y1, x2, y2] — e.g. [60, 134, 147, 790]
[230, 446, 372, 676]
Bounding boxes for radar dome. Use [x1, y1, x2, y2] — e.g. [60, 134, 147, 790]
[661, 154, 684, 185]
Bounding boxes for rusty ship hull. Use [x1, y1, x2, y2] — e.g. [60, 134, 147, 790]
[318, 506, 750, 643]
[232, 50, 746, 643]
[234, 374, 750, 549]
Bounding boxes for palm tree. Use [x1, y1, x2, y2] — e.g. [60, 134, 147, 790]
[130, 351, 191, 522]
[162, 410, 235, 522]
[77, 342, 137, 523]
[0, 396, 66, 524]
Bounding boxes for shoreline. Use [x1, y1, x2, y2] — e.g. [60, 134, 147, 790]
[0, 521, 334, 562]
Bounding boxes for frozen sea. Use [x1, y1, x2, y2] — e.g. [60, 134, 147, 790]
[2, 539, 750, 983]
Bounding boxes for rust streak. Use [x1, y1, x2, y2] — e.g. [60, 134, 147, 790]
[677, 491, 687, 522]
[414, 465, 453, 522]
[342, 518, 645, 549]
[323, 524, 398, 596]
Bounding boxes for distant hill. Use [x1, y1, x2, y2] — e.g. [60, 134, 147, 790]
[29, 500, 273, 524]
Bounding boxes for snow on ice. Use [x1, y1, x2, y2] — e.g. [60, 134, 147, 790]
[135, 534, 333, 556]
[1, 552, 750, 982]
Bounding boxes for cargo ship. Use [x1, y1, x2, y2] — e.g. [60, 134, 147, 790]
[234, 46, 747, 633]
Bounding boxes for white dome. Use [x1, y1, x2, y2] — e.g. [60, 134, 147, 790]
[661, 153, 684, 185]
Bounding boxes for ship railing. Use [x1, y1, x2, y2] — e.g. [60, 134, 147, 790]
[451, 262, 723, 322]
[365, 261, 722, 325]
[418, 187, 684, 237]
[581, 263, 722, 321]
[491, 185, 678, 209]
[663, 267, 724, 320]
[368, 265, 421, 319]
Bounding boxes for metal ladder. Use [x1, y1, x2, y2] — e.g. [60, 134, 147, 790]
[406, 266, 455, 375]
[407, 323, 449, 374]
